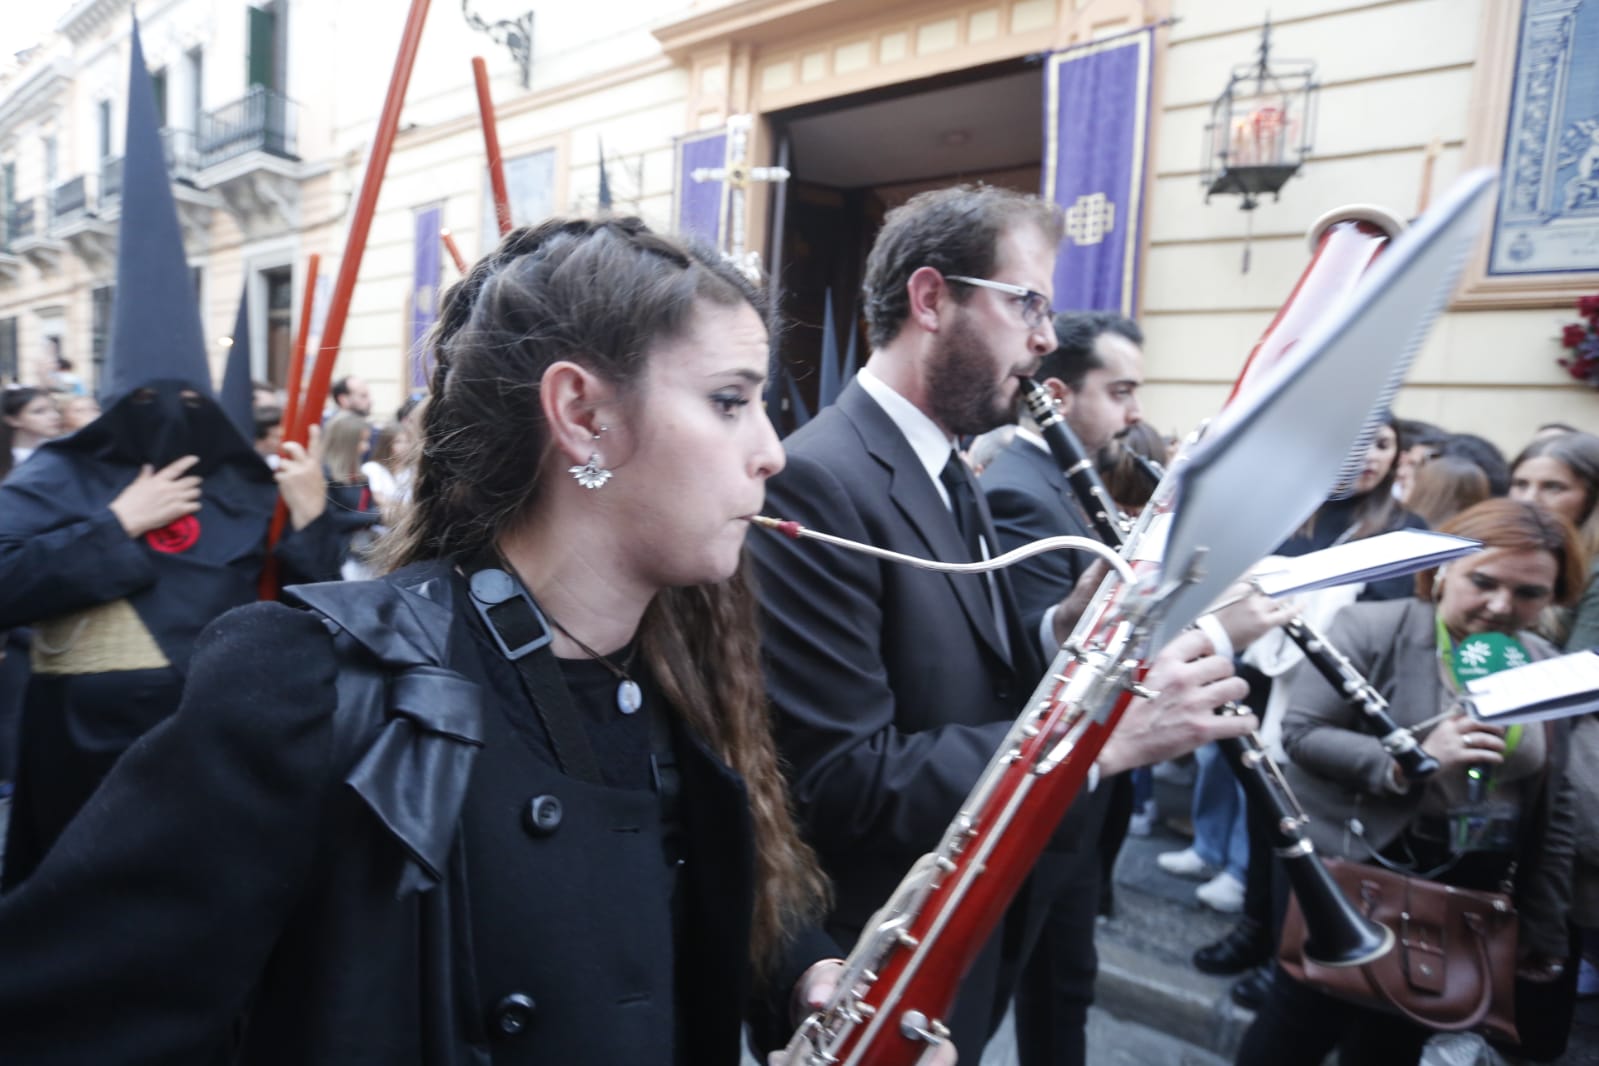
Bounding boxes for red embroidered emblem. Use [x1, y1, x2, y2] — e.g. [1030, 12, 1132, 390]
[146, 515, 201, 554]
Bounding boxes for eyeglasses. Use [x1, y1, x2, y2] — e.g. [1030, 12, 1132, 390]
[943, 275, 1051, 330]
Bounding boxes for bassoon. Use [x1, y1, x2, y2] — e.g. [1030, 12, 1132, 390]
[774, 204, 1421, 1066]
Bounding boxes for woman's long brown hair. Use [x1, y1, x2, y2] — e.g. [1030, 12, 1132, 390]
[381, 218, 828, 977]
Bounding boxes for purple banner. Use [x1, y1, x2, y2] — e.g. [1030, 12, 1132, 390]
[676, 129, 727, 247]
[1043, 30, 1154, 315]
[410, 203, 443, 391]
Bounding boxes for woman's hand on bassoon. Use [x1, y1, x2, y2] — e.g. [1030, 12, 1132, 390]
[787, 957, 847, 1028]
[774, 958, 958, 1066]
[1097, 628, 1254, 777]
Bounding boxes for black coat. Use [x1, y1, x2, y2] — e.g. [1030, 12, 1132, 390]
[0, 563, 831, 1063]
[0, 442, 342, 887]
[748, 380, 1044, 1053]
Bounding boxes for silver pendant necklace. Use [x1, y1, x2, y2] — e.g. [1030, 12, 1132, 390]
[548, 615, 643, 716]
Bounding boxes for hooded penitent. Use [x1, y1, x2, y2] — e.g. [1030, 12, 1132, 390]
[5, 18, 279, 675]
[0, 18, 330, 888]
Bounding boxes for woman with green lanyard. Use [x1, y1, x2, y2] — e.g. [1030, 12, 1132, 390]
[1236, 498, 1584, 1066]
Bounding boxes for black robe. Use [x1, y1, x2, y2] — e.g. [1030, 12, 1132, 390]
[0, 385, 342, 886]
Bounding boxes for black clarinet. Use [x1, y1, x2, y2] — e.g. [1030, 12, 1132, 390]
[1280, 614, 1439, 780]
[1018, 379, 1126, 545]
[1018, 377, 1393, 966]
[1101, 403, 1441, 784]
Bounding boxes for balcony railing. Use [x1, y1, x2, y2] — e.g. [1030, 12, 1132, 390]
[11, 199, 38, 242]
[100, 128, 200, 203]
[198, 87, 298, 169]
[51, 175, 90, 221]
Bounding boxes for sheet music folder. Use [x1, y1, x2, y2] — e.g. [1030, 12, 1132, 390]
[1251, 530, 1483, 599]
[1463, 650, 1599, 725]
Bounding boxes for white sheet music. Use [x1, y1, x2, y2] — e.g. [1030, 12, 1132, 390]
[1464, 649, 1599, 724]
[1251, 530, 1482, 598]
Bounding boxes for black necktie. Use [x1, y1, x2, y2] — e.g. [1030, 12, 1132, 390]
[940, 451, 984, 563]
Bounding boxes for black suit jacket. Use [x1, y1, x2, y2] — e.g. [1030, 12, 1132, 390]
[980, 434, 1095, 638]
[750, 379, 1042, 933]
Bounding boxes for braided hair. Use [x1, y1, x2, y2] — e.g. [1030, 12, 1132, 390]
[382, 218, 828, 976]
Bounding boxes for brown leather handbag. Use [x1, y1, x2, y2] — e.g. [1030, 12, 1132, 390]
[1278, 857, 1519, 1042]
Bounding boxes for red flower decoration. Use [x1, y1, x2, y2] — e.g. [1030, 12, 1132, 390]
[145, 515, 201, 554]
[1558, 294, 1599, 391]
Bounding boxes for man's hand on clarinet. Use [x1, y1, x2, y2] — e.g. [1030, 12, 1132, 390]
[1209, 578, 1294, 650]
[1097, 628, 1254, 777]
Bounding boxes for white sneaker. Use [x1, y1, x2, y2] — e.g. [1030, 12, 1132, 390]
[1156, 847, 1214, 880]
[1196, 871, 1246, 914]
[1127, 799, 1158, 837]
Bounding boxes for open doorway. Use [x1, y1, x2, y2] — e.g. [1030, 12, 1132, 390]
[768, 60, 1044, 434]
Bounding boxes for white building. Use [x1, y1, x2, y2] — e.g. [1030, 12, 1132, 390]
[1, 0, 1593, 449]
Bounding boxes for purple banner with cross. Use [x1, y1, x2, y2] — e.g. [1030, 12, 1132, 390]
[1043, 29, 1155, 315]
[675, 128, 728, 247]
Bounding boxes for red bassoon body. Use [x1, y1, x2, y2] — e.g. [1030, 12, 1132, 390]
[778, 494, 1168, 1066]
[779, 202, 1409, 1066]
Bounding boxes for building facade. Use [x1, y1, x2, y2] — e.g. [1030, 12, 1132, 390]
[0, 0, 1592, 449]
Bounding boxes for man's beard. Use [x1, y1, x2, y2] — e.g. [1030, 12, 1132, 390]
[926, 312, 1021, 437]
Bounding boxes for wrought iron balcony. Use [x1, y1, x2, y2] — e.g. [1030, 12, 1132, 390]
[51, 175, 90, 222]
[9, 196, 66, 272]
[11, 199, 38, 242]
[198, 87, 298, 170]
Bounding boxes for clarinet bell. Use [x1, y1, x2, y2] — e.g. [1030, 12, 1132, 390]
[1302, 887, 1395, 968]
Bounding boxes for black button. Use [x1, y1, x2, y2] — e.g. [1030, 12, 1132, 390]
[523, 794, 563, 836]
[489, 993, 536, 1038]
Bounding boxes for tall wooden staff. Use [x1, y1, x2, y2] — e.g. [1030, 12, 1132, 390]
[262, 0, 433, 573]
[281, 253, 320, 438]
[474, 57, 513, 237]
[257, 253, 321, 598]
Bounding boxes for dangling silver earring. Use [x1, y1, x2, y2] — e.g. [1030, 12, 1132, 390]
[569, 453, 612, 489]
